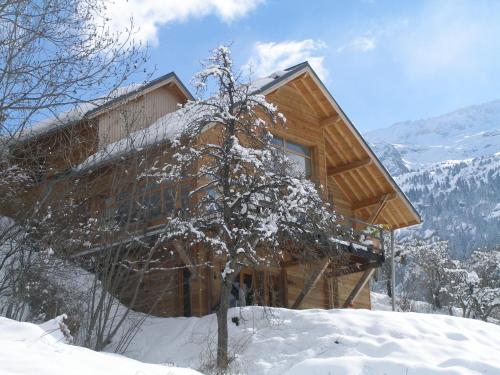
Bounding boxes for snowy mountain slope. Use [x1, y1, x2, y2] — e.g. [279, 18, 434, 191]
[108, 306, 500, 375]
[364, 100, 500, 255]
[396, 153, 500, 252]
[366, 99, 500, 168]
[0, 316, 201, 375]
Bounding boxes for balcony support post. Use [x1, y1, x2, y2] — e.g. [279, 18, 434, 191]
[391, 229, 396, 312]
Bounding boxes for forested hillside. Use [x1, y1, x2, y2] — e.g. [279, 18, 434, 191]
[366, 100, 500, 256]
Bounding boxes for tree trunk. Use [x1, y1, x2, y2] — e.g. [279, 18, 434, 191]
[216, 280, 232, 369]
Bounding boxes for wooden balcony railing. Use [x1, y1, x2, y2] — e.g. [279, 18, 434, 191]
[331, 215, 387, 261]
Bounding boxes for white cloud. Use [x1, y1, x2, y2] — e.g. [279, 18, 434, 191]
[244, 39, 328, 80]
[337, 36, 376, 53]
[394, 2, 489, 76]
[104, 0, 264, 46]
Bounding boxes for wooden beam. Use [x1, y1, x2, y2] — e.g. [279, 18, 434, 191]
[291, 258, 330, 309]
[342, 268, 376, 308]
[302, 76, 331, 117]
[327, 158, 372, 177]
[173, 241, 199, 279]
[352, 192, 397, 211]
[281, 268, 289, 307]
[332, 276, 340, 308]
[327, 276, 334, 309]
[368, 193, 391, 224]
[331, 262, 374, 277]
[320, 114, 341, 128]
[324, 126, 349, 163]
[291, 81, 319, 115]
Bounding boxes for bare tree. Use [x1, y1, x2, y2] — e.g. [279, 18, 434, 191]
[0, 0, 153, 347]
[0, 0, 144, 138]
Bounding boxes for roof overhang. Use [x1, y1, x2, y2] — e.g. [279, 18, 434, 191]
[86, 72, 193, 119]
[257, 63, 421, 229]
[18, 72, 194, 143]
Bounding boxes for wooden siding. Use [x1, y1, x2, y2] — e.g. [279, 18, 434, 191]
[286, 264, 329, 309]
[336, 271, 371, 309]
[11, 71, 417, 318]
[97, 85, 184, 148]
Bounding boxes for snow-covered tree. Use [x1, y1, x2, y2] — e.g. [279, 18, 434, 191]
[465, 249, 500, 320]
[155, 46, 337, 368]
[443, 260, 479, 317]
[397, 240, 452, 309]
[388, 238, 499, 320]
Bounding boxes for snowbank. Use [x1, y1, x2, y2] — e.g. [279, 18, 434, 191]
[3, 306, 499, 374]
[0, 316, 201, 375]
[114, 306, 500, 375]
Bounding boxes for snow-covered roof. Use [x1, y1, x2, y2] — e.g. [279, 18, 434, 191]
[76, 104, 209, 171]
[70, 62, 420, 228]
[20, 101, 101, 140]
[19, 72, 192, 141]
[76, 66, 309, 172]
[249, 62, 308, 93]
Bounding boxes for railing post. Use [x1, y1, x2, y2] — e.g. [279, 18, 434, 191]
[391, 229, 395, 312]
[379, 227, 384, 255]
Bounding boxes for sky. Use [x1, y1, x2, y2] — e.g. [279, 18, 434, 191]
[105, 0, 500, 133]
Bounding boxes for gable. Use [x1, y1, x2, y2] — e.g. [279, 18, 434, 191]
[261, 66, 420, 230]
[97, 84, 187, 148]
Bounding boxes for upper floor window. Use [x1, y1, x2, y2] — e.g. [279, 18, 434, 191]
[107, 181, 189, 226]
[272, 136, 312, 178]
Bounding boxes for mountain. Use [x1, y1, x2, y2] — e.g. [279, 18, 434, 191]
[366, 100, 500, 169]
[365, 100, 500, 257]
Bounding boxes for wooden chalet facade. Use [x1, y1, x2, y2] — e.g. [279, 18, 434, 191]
[12, 63, 420, 317]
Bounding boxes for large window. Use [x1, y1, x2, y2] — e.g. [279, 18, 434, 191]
[272, 136, 312, 178]
[107, 182, 189, 226]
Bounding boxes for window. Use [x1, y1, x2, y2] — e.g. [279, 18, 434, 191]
[141, 183, 162, 218]
[163, 186, 176, 216]
[115, 191, 135, 225]
[272, 136, 312, 178]
[107, 182, 190, 226]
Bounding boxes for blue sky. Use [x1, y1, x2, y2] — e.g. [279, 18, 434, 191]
[107, 0, 500, 133]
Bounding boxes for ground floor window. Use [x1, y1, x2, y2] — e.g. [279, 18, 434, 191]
[228, 270, 283, 308]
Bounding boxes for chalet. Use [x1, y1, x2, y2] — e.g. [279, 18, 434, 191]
[12, 62, 420, 317]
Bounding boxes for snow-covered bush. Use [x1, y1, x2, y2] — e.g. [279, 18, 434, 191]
[379, 238, 500, 321]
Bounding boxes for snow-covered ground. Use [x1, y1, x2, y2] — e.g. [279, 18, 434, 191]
[106, 305, 500, 375]
[371, 292, 459, 314]
[0, 315, 201, 375]
[3, 298, 500, 374]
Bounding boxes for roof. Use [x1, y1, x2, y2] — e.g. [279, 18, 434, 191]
[76, 104, 208, 171]
[252, 62, 421, 228]
[69, 62, 419, 229]
[19, 72, 193, 141]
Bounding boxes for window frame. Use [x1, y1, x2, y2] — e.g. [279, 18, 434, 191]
[272, 135, 314, 179]
[105, 180, 191, 227]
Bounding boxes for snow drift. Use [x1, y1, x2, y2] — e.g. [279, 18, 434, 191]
[2, 306, 499, 374]
[0, 316, 201, 375]
[108, 306, 500, 374]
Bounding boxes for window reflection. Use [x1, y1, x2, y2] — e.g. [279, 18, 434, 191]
[272, 136, 312, 178]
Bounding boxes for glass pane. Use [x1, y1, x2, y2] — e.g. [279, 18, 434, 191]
[163, 187, 175, 215]
[180, 185, 190, 211]
[206, 187, 220, 213]
[271, 136, 283, 147]
[286, 140, 311, 157]
[116, 199, 131, 225]
[147, 190, 161, 217]
[304, 158, 311, 177]
[287, 152, 306, 176]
